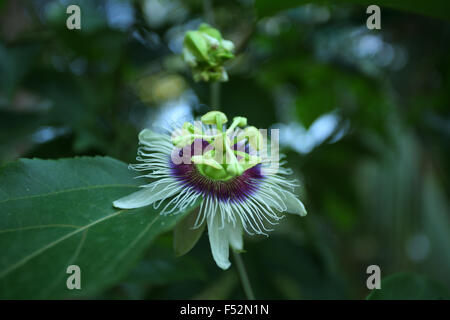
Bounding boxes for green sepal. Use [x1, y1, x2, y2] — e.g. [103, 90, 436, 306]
[198, 23, 222, 40]
[183, 31, 209, 62]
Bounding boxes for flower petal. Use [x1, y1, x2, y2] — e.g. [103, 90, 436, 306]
[113, 180, 178, 209]
[222, 39, 235, 52]
[207, 213, 231, 270]
[282, 190, 307, 216]
[227, 220, 243, 251]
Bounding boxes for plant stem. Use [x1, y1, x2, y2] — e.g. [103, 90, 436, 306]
[210, 82, 220, 109]
[203, 0, 220, 110]
[232, 250, 255, 300]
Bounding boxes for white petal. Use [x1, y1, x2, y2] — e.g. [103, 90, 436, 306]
[207, 213, 231, 270]
[183, 47, 197, 66]
[282, 190, 307, 216]
[222, 39, 235, 52]
[227, 220, 243, 251]
[113, 180, 178, 209]
[203, 34, 220, 47]
[138, 129, 167, 147]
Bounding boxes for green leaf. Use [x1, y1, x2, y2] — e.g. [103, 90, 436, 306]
[255, 0, 450, 21]
[366, 273, 450, 300]
[0, 156, 198, 299]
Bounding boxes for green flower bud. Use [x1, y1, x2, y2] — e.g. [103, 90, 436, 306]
[222, 40, 234, 52]
[182, 24, 235, 83]
[198, 24, 222, 40]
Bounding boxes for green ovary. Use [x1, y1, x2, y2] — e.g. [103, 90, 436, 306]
[196, 163, 235, 181]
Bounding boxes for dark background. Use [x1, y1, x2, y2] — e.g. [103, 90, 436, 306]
[1, 0, 449, 299]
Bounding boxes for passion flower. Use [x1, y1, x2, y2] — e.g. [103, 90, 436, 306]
[113, 111, 307, 269]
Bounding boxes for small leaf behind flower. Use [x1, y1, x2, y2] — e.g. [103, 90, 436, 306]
[173, 207, 206, 257]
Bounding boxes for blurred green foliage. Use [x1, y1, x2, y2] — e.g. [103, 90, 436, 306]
[0, 0, 449, 299]
[367, 273, 449, 299]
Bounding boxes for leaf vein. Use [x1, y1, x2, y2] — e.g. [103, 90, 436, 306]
[0, 210, 125, 279]
[0, 224, 81, 234]
[0, 184, 138, 205]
